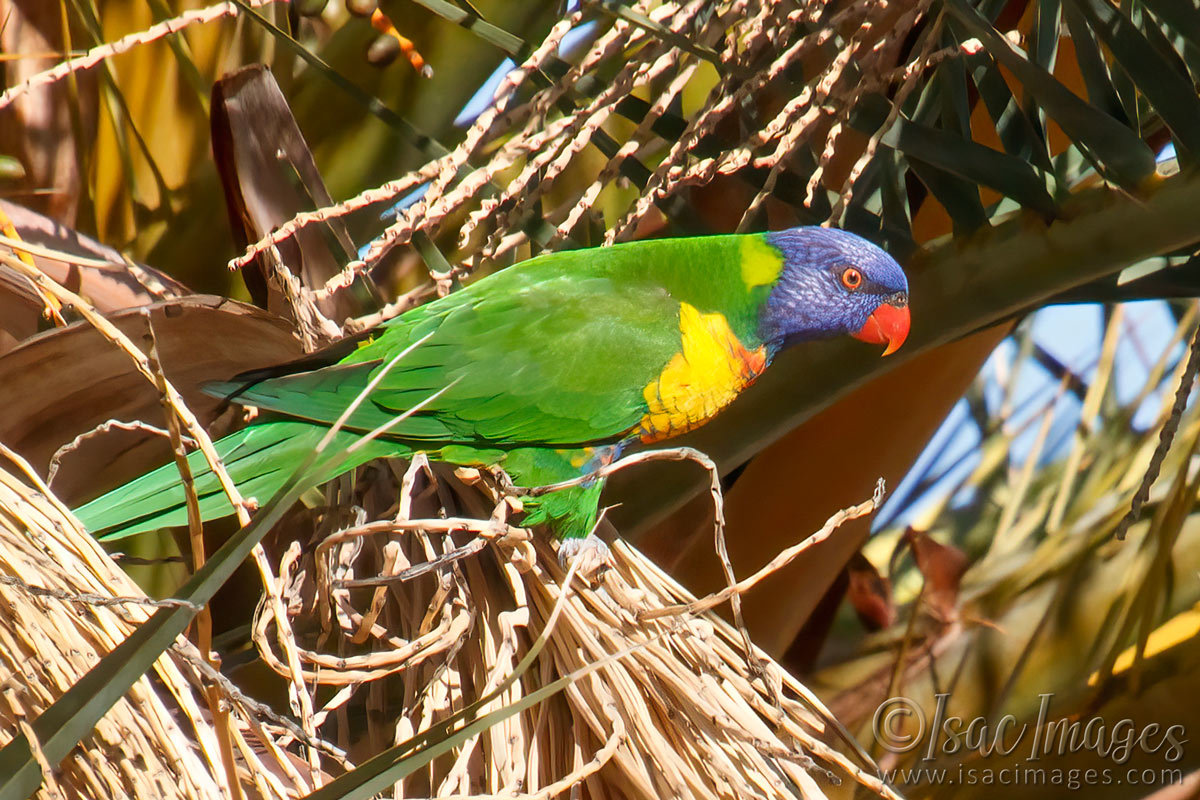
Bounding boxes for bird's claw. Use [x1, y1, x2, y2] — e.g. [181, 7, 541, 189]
[556, 533, 611, 574]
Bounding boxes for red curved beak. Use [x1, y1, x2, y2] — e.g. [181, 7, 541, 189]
[852, 301, 910, 357]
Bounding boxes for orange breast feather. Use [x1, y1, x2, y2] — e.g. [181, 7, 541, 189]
[637, 302, 767, 444]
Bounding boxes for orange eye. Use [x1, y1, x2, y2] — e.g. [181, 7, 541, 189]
[841, 267, 863, 290]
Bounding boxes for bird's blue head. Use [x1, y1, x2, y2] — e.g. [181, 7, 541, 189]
[758, 226, 910, 356]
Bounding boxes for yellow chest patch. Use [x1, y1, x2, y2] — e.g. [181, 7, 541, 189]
[638, 302, 768, 444]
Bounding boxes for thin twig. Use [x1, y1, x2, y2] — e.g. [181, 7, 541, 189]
[48, 419, 194, 485]
[1115, 321, 1200, 540]
[17, 719, 64, 800]
[641, 481, 883, 619]
[146, 314, 243, 800]
[0, 0, 283, 112]
[0, 232, 121, 270]
[0, 573, 201, 610]
[169, 639, 353, 767]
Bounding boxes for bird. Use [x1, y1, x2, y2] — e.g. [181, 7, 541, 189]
[73, 226, 910, 547]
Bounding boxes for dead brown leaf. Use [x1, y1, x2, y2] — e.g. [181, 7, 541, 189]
[0, 295, 303, 504]
[904, 527, 968, 623]
[847, 550, 896, 631]
[0, 200, 189, 354]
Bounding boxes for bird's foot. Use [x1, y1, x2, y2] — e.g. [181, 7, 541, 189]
[556, 533, 611, 574]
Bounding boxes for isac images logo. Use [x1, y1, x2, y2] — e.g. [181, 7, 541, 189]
[872, 693, 1187, 790]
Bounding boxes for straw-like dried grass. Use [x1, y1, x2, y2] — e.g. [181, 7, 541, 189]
[245, 455, 899, 798]
[0, 444, 312, 799]
[0, 429, 900, 799]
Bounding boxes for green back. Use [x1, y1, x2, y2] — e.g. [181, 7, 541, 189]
[219, 234, 778, 448]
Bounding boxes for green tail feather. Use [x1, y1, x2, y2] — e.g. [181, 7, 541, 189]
[74, 426, 612, 542]
[74, 421, 402, 540]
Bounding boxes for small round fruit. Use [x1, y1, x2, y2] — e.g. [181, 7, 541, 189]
[346, 0, 378, 17]
[366, 35, 401, 67]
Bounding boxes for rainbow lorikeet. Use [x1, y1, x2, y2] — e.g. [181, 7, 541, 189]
[74, 227, 910, 543]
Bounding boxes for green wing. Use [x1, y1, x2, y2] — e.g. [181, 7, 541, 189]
[213, 268, 684, 446]
[82, 236, 767, 540]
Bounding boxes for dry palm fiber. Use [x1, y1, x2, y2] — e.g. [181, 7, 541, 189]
[248, 455, 899, 799]
[0, 420, 899, 798]
[0, 444, 313, 799]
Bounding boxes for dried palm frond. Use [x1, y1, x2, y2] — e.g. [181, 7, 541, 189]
[241, 455, 900, 798]
[0, 411, 901, 798]
[0, 444, 321, 799]
[8, 0, 1200, 795]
